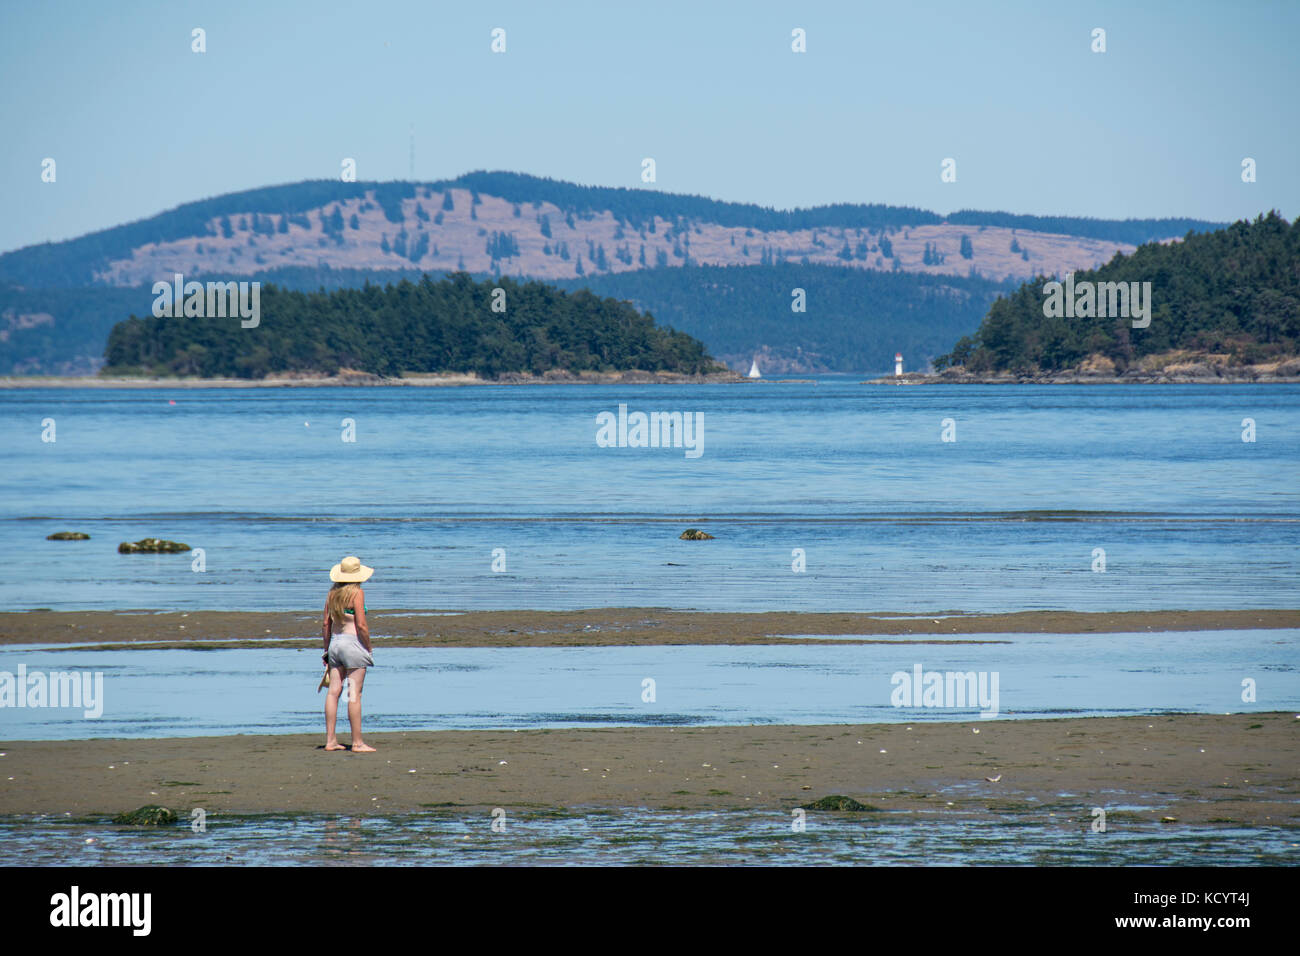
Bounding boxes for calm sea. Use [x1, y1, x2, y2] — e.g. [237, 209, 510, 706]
[2, 378, 1297, 613]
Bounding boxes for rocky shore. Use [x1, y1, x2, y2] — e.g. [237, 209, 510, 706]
[868, 353, 1300, 385]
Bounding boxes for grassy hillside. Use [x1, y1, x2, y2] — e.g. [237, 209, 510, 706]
[0, 172, 1222, 289]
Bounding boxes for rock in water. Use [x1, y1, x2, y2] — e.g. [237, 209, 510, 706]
[112, 805, 177, 826]
[118, 538, 190, 554]
[679, 528, 715, 540]
[47, 531, 90, 540]
[801, 795, 878, 812]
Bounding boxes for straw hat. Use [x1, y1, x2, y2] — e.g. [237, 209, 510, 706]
[329, 555, 374, 583]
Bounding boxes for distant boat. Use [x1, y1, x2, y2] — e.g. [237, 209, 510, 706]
[748, 358, 761, 379]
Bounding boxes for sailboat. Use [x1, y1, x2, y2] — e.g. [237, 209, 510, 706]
[747, 358, 761, 379]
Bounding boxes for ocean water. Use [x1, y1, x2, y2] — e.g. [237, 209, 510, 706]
[2, 380, 1297, 613]
[2, 382, 1300, 613]
[1, 629, 1295, 740]
[2, 811, 1294, 866]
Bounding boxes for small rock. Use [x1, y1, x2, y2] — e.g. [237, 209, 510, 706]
[679, 528, 715, 540]
[47, 531, 90, 540]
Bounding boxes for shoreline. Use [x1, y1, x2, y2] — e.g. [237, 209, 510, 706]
[869, 376, 1300, 385]
[3, 607, 1297, 650]
[866, 369, 1300, 385]
[1, 713, 1294, 825]
[0, 370, 744, 388]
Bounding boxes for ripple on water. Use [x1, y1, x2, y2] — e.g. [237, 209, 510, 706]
[0, 811, 1295, 866]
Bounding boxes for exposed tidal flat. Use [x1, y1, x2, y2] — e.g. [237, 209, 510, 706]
[4, 607, 1299, 649]
[0, 714, 1295, 866]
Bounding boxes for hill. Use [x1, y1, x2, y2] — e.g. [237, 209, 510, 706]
[934, 212, 1300, 376]
[551, 264, 1011, 373]
[101, 272, 720, 379]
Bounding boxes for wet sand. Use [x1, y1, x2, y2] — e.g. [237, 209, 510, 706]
[4, 607, 1297, 650]
[0, 713, 1294, 826]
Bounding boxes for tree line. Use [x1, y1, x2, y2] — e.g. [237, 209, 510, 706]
[102, 272, 721, 378]
[935, 212, 1300, 373]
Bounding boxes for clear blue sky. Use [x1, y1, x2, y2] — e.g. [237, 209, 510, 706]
[2, 0, 1296, 254]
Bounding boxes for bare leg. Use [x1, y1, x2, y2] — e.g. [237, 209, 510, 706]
[324, 664, 347, 750]
[347, 667, 375, 752]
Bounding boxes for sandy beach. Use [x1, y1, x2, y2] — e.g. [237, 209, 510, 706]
[4, 607, 1297, 650]
[0, 713, 1294, 827]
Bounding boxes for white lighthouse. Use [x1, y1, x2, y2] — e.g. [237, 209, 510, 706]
[894, 352, 903, 377]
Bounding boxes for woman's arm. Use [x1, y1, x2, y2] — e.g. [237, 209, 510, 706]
[322, 603, 331, 662]
[354, 588, 371, 652]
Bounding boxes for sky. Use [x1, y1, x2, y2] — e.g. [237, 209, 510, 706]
[1, 0, 1297, 254]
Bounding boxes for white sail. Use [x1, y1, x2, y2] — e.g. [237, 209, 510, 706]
[748, 358, 761, 379]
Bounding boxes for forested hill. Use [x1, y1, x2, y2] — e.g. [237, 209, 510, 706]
[102, 273, 721, 378]
[935, 212, 1300, 374]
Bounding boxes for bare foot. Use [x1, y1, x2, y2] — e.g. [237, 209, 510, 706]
[351, 743, 377, 753]
[324, 743, 347, 751]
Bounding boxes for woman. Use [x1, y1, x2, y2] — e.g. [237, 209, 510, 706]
[322, 555, 376, 752]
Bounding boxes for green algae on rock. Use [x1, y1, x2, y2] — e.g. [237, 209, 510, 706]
[112, 805, 177, 826]
[118, 538, 190, 553]
[679, 529, 715, 540]
[801, 795, 879, 812]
